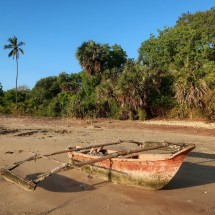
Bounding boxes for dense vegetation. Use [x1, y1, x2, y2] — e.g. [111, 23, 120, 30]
[1, 8, 215, 121]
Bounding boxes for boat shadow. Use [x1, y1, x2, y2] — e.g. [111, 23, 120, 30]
[165, 152, 215, 190]
[27, 173, 98, 192]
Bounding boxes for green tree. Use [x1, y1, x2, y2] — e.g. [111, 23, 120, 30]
[138, 7, 215, 120]
[57, 72, 82, 93]
[171, 8, 215, 118]
[106, 44, 127, 71]
[0, 82, 3, 96]
[76, 41, 127, 76]
[32, 76, 60, 104]
[76, 41, 109, 75]
[115, 60, 161, 119]
[46, 93, 72, 117]
[96, 78, 118, 117]
[4, 36, 25, 108]
[0, 82, 4, 106]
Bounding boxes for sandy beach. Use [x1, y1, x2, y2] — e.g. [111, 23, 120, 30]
[0, 116, 214, 215]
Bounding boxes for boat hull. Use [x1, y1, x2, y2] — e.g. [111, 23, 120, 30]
[68, 145, 195, 190]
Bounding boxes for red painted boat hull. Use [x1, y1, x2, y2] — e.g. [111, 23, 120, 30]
[68, 144, 195, 190]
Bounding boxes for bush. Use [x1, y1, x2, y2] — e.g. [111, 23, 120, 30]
[138, 108, 147, 120]
[66, 95, 85, 118]
[204, 90, 215, 122]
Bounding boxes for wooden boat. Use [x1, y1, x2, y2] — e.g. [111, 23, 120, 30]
[0, 140, 195, 191]
[67, 141, 195, 190]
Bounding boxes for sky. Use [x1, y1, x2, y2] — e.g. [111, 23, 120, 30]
[0, 0, 214, 90]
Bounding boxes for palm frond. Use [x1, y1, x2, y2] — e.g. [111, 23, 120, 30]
[8, 50, 15, 58]
[18, 41, 25, 47]
[4, 44, 13, 49]
[8, 36, 17, 45]
[13, 36, 17, 45]
[19, 48, 24, 54]
[8, 38, 14, 44]
[19, 48, 24, 55]
[5, 36, 25, 59]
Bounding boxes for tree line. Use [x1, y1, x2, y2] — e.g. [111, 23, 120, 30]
[0, 8, 214, 121]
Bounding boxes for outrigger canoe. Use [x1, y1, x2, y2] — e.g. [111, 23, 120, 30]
[0, 140, 195, 191]
[68, 141, 195, 190]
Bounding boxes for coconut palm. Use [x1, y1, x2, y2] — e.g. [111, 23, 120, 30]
[4, 36, 25, 108]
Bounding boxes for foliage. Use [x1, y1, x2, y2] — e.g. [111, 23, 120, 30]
[203, 90, 215, 121]
[1, 8, 214, 121]
[31, 76, 60, 105]
[76, 41, 127, 76]
[57, 72, 82, 93]
[138, 7, 215, 120]
[46, 93, 72, 117]
[0, 83, 4, 105]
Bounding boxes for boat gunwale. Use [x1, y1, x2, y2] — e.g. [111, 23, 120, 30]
[68, 144, 195, 162]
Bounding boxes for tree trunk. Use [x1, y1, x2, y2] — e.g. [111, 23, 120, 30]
[15, 57, 18, 109]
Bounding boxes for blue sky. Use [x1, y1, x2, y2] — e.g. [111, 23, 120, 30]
[0, 0, 214, 90]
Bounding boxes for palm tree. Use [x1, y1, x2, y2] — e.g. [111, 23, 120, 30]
[4, 36, 25, 108]
[76, 40, 108, 75]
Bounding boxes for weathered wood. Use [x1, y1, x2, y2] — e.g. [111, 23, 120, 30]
[0, 140, 130, 190]
[121, 152, 141, 158]
[70, 144, 195, 190]
[75, 144, 167, 167]
[32, 143, 168, 185]
[9, 154, 37, 171]
[2, 140, 183, 191]
[34, 163, 69, 184]
[66, 140, 124, 151]
[30, 152, 68, 165]
[7, 140, 145, 172]
[0, 168, 36, 191]
[4, 141, 124, 172]
[144, 141, 185, 147]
